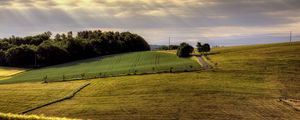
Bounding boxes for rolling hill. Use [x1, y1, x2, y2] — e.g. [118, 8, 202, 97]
[0, 42, 299, 119]
[0, 51, 201, 84]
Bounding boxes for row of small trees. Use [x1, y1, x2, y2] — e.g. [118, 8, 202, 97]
[157, 45, 179, 50]
[0, 30, 150, 67]
[176, 42, 211, 57]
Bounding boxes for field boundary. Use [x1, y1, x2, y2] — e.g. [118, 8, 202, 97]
[20, 82, 91, 114]
[195, 55, 213, 70]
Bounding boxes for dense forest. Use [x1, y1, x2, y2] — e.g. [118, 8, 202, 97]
[0, 30, 150, 67]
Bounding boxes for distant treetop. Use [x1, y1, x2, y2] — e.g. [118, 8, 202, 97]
[0, 30, 150, 67]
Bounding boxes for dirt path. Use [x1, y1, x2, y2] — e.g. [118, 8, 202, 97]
[196, 56, 212, 69]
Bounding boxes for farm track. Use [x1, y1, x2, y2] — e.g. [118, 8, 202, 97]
[196, 56, 212, 70]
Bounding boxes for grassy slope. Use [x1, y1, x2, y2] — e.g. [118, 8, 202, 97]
[0, 67, 26, 77]
[0, 51, 200, 84]
[28, 42, 300, 119]
[0, 81, 87, 114]
[211, 42, 300, 99]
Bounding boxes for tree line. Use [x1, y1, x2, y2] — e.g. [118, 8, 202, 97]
[157, 45, 179, 50]
[0, 30, 150, 67]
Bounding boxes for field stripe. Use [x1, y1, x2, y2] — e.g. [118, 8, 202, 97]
[20, 82, 91, 114]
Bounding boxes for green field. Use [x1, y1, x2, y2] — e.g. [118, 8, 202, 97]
[0, 51, 201, 84]
[0, 42, 299, 119]
[0, 67, 26, 77]
[0, 81, 87, 114]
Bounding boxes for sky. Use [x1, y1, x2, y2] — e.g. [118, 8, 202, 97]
[0, 0, 299, 46]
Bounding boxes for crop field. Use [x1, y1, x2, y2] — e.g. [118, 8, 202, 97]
[0, 42, 299, 119]
[0, 51, 201, 84]
[21, 42, 299, 119]
[0, 81, 87, 114]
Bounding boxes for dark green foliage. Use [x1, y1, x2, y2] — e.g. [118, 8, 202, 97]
[177, 43, 194, 57]
[6, 32, 52, 46]
[0, 41, 15, 51]
[5, 45, 36, 67]
[157, 45, 179, 50]
[196, 42, 211, 54]
[203, 43, 211, 53]
[0, 30, 150, 67]
[0, 51, 6, 65]
[196, 42, 203, 53]
[54, 34, 62, 41]
[65, 39, 86, 60]
[37, 41, 70, 65]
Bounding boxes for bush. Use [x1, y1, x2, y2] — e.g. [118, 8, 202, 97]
[203, 43, 211, 53]
[176, 43, 194, 57]
[196, 42, 211, 54]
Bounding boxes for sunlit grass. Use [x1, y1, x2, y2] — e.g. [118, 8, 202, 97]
[0, 42, 299, 119]
[0, 81, 87, 114]
[29, 42, 300, 119]
[0, 112, 79, 120]
[0, 51, 200, 84]
[0, 67, 26, 77]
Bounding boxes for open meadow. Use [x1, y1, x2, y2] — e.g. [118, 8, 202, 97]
[0, 51, 201, 84]
[0, 42, 298, 119]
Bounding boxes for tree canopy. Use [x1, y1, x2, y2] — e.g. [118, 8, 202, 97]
[196, 42, 211, 54]
[176, 43, 194, 57]
[0, 30, 150, 67]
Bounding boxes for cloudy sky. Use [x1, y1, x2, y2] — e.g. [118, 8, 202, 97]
[0, 0, 299, 46]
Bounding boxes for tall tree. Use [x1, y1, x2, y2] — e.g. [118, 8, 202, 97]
[177, 42, 194, 57]
[196, 42, 203, 53]
[67, 31, 73, 39]
[0, 51, 6, 65]
[54, 34, 61, 41]
[203, 43, 211, 53]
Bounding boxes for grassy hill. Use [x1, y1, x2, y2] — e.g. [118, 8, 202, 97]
[0, 81, 87, 114]
[0, 51, 201, 84]
[0, 42, 299, 119]
[0, 67, 26, 77]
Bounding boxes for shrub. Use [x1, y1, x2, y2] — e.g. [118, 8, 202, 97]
[176, 43, 194, 57]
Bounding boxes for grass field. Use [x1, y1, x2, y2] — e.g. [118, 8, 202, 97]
[0, 51, 201, 84]
[23, 42, 300, 119]
[0, 81, 87, 114]
[0, 112, 77, 120]
[0, 42, 299, 119]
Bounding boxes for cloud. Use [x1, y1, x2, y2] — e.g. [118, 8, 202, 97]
[0, 0, 300, 45]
